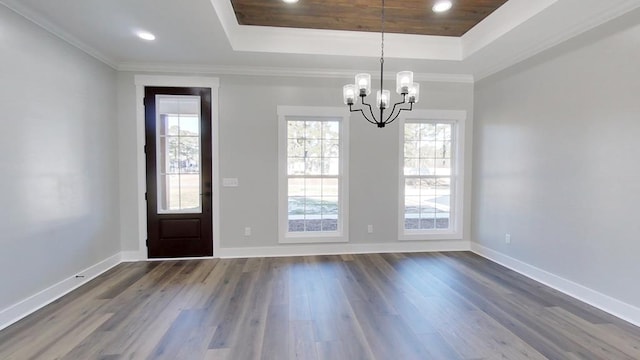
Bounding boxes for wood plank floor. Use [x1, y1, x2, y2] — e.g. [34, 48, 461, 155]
[1, 252, 639, 359]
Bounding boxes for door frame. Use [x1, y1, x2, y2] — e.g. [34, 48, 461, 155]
[134, 75, 220, 260]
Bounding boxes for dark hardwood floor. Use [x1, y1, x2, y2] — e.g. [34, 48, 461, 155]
[1, 252, 639, 359]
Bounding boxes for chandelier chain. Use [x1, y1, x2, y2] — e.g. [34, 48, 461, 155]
[381, 0, 385, 62]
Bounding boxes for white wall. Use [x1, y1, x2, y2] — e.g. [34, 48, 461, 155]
[0, 5, 119, 311]
[117, 72, 474, 255]
[473, 9, 640, 307]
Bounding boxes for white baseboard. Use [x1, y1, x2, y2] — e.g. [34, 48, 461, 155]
[0, 253, 122, 331]
[470, 242, 640, 327]
[216, 240, 471, 258]
[120, 250, 145, 262]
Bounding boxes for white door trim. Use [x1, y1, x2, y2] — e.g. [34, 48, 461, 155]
[134, 75, 221, 259]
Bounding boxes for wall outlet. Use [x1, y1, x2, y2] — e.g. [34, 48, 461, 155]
[505, 233, 511, 244]
[244, 227, 251, 236]
[367, 225, 373, 234]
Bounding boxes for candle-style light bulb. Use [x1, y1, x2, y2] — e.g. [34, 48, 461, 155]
[396, 71, 414, 95]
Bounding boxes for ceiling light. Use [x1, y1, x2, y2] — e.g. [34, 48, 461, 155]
[342, 0, 419, 128]
[433, 1, 452, 13]
[137, 31, 156, 41]
[282, 0, 299, 3]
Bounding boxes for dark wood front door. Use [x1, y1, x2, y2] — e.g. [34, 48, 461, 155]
[145, 87, 213, 258]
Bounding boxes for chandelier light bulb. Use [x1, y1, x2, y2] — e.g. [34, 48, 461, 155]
[343, 84, 356, 105]
[355, 73, 372, 96]
[396, 71, 414, 94]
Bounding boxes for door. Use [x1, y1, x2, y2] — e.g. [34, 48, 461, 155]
[145, 87, 213, 258]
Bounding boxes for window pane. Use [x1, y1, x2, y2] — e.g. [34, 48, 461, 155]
[323, 140, 340, 158]
[404, 158, 419, 176]
[405, 123, 420, 141]
[179, 137, 200, 173]
[323, 158, 339, 176]
[322, 121, 339, 140]
[436, 123, 451, 141]
[321, 196, 338, 216]
[179, 174, 200, 210]
[288, 139, 304, 158]
[420, 124, 436, 141]
[305, 178, 322, 196]
[288, 197, 305, 216]
[322, 178, 338, 197]
[419, 141, 436, 158]
[404, 140, 419, 158]
[305, 121, 322, 138]
[419, 158, 435, 176]
[305, 158, 322, 175]
[288, 158, 305, 175]
[180, 116, 200, 136]
[288, 121, 305, 139]
[305, 138, 322, 158]
[321, 219, 338, 231]
[288, 178, 305, 197]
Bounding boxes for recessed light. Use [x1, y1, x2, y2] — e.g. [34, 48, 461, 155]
[433, 1, 452, 13]
[282, 0, 299, 3]
[137, 31, 156, 41]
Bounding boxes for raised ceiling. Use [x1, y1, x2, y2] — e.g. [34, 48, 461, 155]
[230, 0, 509, 37]
[1, 0, 639, 80]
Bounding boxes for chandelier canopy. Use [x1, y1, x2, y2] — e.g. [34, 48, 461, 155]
[342, 0, 420, 128]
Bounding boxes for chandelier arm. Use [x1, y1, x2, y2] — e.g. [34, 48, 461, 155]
[350, 103, 377, 125]
[383, 99, 409, 124]
[361, 97, 379, 125]
[385, 102, 414, 125]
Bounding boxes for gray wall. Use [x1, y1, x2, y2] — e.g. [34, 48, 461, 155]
[472, 10, 640, 307]
[0, 5, 119, 310]
[117, 72, 473, 252]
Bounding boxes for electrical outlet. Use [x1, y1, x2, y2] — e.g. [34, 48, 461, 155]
[505, 233, 511, 244]
[244, 227, 251, 236]
[367, 225, 373, 233]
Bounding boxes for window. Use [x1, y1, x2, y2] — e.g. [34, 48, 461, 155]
[399, 110, 466, 240]
[278, 106, 349, 243]
[156, 95, 202, 214]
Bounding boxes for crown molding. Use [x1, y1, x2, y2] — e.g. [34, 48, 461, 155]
[117, 62, 475, 83]
[474, 0, 640, 80]
[0, 0, 118, 69]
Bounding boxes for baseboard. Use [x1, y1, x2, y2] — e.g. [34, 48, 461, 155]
[217, 240, 471, 258]
[0, 253, 121, 331]
[470, 242, 640, 327]
[120, 250, 145, 262]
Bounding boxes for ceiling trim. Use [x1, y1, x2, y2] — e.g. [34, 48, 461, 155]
[210, 0, 463, 60]
[0, 0, 118, 69]
[210, 0, 555, 61]
[474, 0, 640, 80]
[461, 0, 558, 58]
[117, 62, 475, 83]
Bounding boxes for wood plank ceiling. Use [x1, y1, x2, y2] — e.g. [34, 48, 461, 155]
[230, 0, 509, 37]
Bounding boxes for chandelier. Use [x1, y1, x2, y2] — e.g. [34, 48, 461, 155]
[342, 0, 420, 128]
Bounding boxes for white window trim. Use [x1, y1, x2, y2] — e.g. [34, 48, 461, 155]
[398, 109, 466, 241]
[277, 106, 350, 244]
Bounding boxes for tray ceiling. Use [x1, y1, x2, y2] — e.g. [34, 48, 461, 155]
[230, 0, 509, 37]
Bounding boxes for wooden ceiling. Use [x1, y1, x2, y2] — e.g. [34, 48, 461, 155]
[230, 0, 509, 37]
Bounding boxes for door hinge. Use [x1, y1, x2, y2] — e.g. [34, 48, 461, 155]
[144, 192, 147, 201]
[144, 145, 147, 154]
[146, 239, 149, 247]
